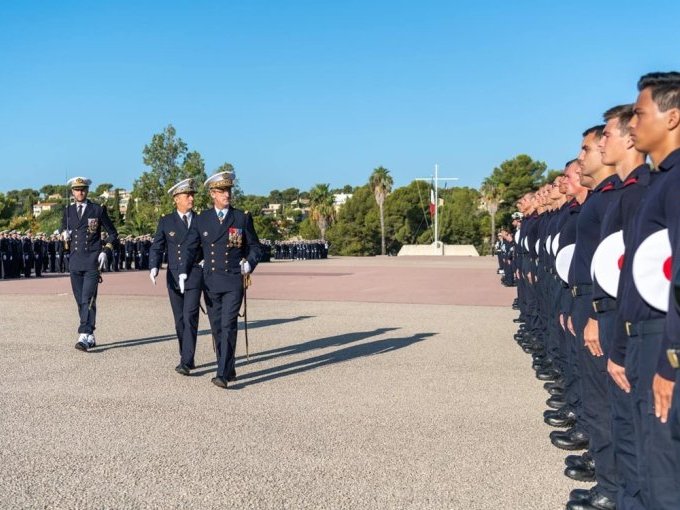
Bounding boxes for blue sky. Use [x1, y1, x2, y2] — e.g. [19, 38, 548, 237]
[1, 0, 678, 196]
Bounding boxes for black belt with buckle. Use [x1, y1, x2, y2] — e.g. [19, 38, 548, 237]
[593, 297, 617, 314]
[571, 284, 593, 297]
[668, 348, 680, 369]
[624, 318, 665, 338]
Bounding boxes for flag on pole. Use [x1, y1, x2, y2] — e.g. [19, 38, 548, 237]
[429, 187, 435, 216]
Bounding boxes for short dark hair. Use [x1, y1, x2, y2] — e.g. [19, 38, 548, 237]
[637, 72, 680, 112]
[564, 158, 577, 168]
[603, 104, 634, 135]
[582, 125, 605, 140]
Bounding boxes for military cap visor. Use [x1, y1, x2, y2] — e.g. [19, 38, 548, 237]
[168, 178, 197, 196]
[204, 171, 236, 190]
[67, 176, 92, 189]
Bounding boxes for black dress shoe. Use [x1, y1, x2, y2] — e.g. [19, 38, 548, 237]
[566, 491, 616, 510]
[550, 426, 579, 440]
[544, 381, 564, 391]
[546, 395, 566, 409]
[75, 341, 88, 352]
[523, 343, 544, 354]
[536, 368, 560, 381]
[545, 414, 575, 428]
[565, 452, 592, 467]
[513, 317, 524, 323]
[568, 488, 592, 503]
[547, 386, 564, 396]
[175, 364, 191, 376]
[544, 407, 575, 419]
[551, 430, 589, 451]
[211, 377, 228, 389]
[565, 464, 596, 482]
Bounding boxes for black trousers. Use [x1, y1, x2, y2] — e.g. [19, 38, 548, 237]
[599, 309, 643, 510]
[70, 270, 100, 335]
[627, 329, 680, 509]
[204, 286, 243, 379]
[167, 285, 201, 367]
[575, 304, 617, 500]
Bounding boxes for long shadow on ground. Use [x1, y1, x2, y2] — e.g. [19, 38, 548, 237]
[192, 327, 399, 372]
[230, 332, 435, 388]
[91, 315, 314, 353]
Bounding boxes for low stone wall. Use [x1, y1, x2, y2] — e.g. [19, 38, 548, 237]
[397, 244, 479, 256]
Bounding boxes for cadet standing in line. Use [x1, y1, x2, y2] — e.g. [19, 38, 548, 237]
[149, 178, 204, 375]
[181, 171, 262, 389]
[60, 177, 118, 351]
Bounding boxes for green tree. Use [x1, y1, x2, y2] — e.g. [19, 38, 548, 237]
[437, 187, 484, 251]
[326, 185, 379, 255]
[298, 217, 321, 239]
[541, 169, 563, 185]
[237, 194, 268, 217]
[133, 125, 208, 232]
[37, 205, 66, 235]
[94, 183, 113, 196]
[484, 154, 547, 214]
[368, 166, 393, 255]
[308, 184, 335, 241]
[110, 189, 123, 227]
[479, 182, 505, 254]
[253, 215, 281, 240]
[183, 151, 209, 211]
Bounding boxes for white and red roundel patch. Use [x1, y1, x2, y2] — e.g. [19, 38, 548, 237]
[632, 228, 671, 313]
[556, 244, 575, 284]
[591, 230, 624, 298]
[552, 233, 561, 257]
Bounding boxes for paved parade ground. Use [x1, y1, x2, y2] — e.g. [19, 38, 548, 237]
[0, 257, 583, 509]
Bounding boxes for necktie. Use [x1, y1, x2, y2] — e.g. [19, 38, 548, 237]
[182, 214, 188, 228]
[217, 210, 224, 222]
[77, 204, 83, 220]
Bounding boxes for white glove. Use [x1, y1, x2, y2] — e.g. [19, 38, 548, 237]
[178, 273, 187, 294]
[240, 260, 252, 274]
[61, 230, 71, 242]
[150, 267, 159, 285]
[98, 252, 107, 270]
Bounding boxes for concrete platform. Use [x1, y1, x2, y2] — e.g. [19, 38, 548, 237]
[0, 257, 582, 509]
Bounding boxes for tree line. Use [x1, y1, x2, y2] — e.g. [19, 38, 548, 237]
[0, 125, 557, 255]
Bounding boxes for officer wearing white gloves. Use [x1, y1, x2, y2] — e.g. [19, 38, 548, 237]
[60, 177, 118, 352]
[148, 178, 204, 375]
[180, 170, 261, 388]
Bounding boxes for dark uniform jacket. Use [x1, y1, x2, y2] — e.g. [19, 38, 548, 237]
[61, 200, 118, 272]
[183, 208, 262, 293]
[150, 212, 203, 291]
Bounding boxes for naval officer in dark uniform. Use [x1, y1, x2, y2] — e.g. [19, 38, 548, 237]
[181, 170, 262, 388]
[60, 177, 118, 351]
[149, 178, 204, 375]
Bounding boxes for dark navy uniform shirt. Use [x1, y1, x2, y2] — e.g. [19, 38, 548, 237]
[570, 174, 621, 291]
[150, 211, 203, 291]
[183, 207, 262, 293]
[612, 149, 680, 369]
[60, 200, 118, 272]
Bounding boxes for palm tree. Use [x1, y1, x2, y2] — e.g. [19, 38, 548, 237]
[480, 180, 505, 255]
[369, 166, 393, 255]
[308, 184, 335, 240]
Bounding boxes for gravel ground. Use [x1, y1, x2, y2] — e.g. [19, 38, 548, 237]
[0, 259, 583, 509]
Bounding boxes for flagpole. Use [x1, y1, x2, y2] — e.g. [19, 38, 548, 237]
[416, 165, 458, 256]
[434, 164, 439, 254]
